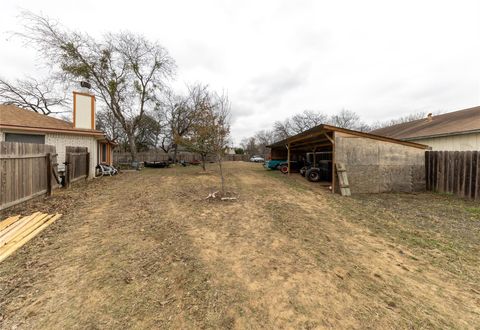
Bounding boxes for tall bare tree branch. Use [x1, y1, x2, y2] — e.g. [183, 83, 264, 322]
[0, 77, 67, 115]
[16, 11, 175, 160]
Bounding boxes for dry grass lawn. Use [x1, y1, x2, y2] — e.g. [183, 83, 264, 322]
[0, 162, 479, 329]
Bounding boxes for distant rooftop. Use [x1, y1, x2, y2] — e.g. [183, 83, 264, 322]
[371, 106, 480, 140]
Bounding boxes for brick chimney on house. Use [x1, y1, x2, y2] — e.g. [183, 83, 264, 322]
[73, 81, 96, 130]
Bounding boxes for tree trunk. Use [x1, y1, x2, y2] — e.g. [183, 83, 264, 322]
[201, 154, 206, 171]
[218, 153, 225, 194]
[127, 132, 137, 161]
[173, 145, 178, 163]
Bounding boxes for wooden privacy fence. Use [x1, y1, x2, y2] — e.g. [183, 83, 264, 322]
[425, 151, 479, 200]
[114, 150, 248, 163]
[0, 142, 60, 210]
[65, 146, 90, 187]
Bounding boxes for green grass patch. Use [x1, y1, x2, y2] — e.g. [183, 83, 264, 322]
[466, 207, 480, 216]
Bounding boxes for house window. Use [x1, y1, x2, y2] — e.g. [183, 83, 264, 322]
[5, 133, 45, 144]
[101, 143, 108, 163]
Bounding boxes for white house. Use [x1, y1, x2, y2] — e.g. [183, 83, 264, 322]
[0, 89, 115, 178]
[371, 106, 480, 151]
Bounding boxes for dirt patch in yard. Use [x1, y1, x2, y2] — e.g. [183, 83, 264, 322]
[1, 163, 479, 329]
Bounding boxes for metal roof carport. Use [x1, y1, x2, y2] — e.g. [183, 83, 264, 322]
[267, 124, 428, 194]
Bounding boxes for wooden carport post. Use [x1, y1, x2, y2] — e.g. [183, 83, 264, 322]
[331, 132, 336, 194]
[287, 143, 291, 176]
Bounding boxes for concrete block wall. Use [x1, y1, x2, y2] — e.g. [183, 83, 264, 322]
[335, 132, 425, 193]
[45, 133, 98, 178]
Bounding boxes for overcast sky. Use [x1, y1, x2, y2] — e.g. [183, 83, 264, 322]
[1, 0, 479, 144]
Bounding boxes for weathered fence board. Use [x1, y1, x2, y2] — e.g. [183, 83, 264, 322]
[65, 146, 89, 187]
[425, 151, 479, 200]
[0, 142, 58, 210]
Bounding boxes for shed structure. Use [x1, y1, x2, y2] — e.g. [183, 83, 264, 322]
[268, 125, 428, 194]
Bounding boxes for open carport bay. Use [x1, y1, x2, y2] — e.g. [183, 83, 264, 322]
[267, 125, 427, 194]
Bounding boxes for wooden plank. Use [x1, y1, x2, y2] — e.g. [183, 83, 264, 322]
[471, 151, 478, 200]
[65, 151, 71, 189]
[453, 151, 459, 195]
[0, 215, 53, 250]
[431, 151, 435, 191]
[0, 215, 21, 232]
[432, 151, 438, 192]
[0, 142, 58, 210]
[458, 152, 465, 198]
[446, 152, 455, 193]
[0, 213, 43, 244]
[438, 151, 444, 193]
[0, 154, 48, 159]
[464, 151, 472, 199]
[475, 151, 480, 201]
[0, 214, 61, 263]
[444, 151, 449, 192]
[0, 212, 41, 239]
[336, 162, 351, 196]
[46, 153, 52, 196]
[0, 190, 47, 211]
[425, 152, 430, 191]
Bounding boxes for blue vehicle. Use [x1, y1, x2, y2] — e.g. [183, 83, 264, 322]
[264, 159, 286, 170]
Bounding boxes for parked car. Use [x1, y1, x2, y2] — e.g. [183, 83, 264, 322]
[264, 159, 286, 170]
[250, 155, 265, 162]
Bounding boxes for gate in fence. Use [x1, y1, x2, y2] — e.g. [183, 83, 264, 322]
[0, 142, 60, 210]
[64, 146, 90, 187]
[425, 150, 479, 200]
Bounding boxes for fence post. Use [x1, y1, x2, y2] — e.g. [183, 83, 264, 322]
[46, 153, 52, 196]
[85, 152, 90, 180]
[65, 152, 71, 189]
[425, 151, 430, 191]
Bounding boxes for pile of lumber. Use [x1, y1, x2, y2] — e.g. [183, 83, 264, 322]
[0, 212, 62, 263]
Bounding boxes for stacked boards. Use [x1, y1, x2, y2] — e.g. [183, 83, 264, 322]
[0, 212, 62, 263]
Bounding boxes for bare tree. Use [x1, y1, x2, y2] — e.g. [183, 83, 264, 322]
[176, 86, 213, 170]
[17, 12, 175, 160]
[273, 110, 328, 139]
[211, 92, 231, 194]
[0, 76, 67, 115]
[291, 110, 328, 133]
[158, 86, 204, 162]
[272, 120, 292, 140]
[240, 137, 259, 156]
[369, 112, 429, 131]
[177, 87, 231, 194]
[254, 129, 275, 156]
[328, 109, 360, 129]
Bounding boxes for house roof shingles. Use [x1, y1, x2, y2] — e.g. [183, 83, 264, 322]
[371, 106, 480, 140]
[0, 104, 104, 136]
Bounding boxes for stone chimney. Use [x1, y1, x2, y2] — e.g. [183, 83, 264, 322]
[73, 82, 96, 130]
[426, 113, 433, 122]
